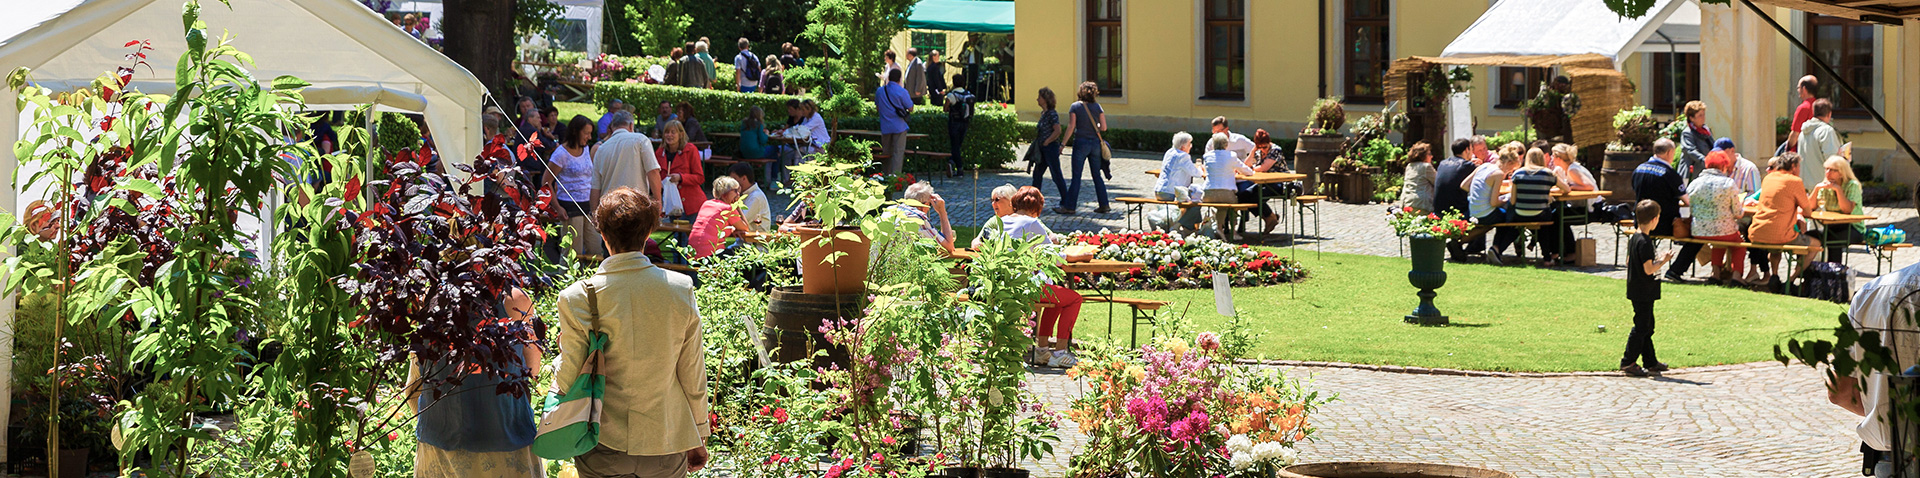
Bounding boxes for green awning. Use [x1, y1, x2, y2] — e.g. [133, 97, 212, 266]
[907, 0, 1015, 34]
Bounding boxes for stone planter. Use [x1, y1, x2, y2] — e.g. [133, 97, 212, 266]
[1280, 462, 1514, 478]
[1294, 134, 1344, 194]
[1405, 235, 1449, 325]
[1601, 151, 1648, 204]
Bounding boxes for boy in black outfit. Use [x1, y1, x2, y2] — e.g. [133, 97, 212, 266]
[1623, 199, 1678, 377]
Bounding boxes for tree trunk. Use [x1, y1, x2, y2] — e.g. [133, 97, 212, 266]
[443, 0, 519, 101]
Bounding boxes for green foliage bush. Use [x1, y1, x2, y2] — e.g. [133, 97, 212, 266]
[592, 82, 1020, 170]
[376, 112, 421, 154]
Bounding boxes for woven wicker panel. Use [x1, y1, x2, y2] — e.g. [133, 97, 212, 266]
[1385, 57, 1431, 105]
[1566, 66, 1631, 148]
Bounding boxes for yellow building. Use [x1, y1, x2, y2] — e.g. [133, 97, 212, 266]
[1013, 0, 1920, 182]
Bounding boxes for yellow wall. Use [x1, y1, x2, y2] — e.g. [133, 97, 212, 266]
[1015, 0, 1495, 136]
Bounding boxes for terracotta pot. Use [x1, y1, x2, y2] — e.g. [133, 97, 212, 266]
[793, 226, 870, 295]
[1280, 462, 1514, 478]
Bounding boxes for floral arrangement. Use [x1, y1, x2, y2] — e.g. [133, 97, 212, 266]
[1301, 97, 1346, 136]
[1611, 106, 1662, 152]
[1386, 206, 1472, 241]
[1063, 231, 1306, 290]
[1065, 334, 1331, 478]
[870, 172, 917, 196]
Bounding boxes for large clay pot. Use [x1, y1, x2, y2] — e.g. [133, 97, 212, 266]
[794, 226, 870, 295]
[56, 447, 88, 478]
[763, 286, 863, 371]
[1601, 151, 1647, 204]
[1280, 462, 1514, 478]
[1405, 235, 1449, 325]
[1295, 134, 1344, 194]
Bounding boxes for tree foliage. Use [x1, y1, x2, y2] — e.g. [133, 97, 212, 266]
[1603, 0, 1729, 18]
[603, 0, 819, 58]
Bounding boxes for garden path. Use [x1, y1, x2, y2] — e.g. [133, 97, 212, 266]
[1026, 362, 1859, 478]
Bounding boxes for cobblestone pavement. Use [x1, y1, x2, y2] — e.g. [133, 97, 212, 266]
[1022, 363, 1862, 478]
[769, 148, 1894, 477]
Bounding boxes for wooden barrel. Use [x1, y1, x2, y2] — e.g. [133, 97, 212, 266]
[1295, 134, 1345, 194]
[1600, 151, 1645, 204]
[763, 286, 863, 371]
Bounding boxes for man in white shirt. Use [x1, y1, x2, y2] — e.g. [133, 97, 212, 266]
[1799, 98, 1841, 190]
[592, 112, 663, 258]
[1829, 262, 1920, 477]
[726, 163, 772, 233]
[1204, 116, 1257, 161]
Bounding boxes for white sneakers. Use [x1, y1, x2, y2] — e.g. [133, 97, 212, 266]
[1047, 350, 1079, 368]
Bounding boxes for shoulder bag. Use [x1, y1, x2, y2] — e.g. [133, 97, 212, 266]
[532, 281, 609, 460]
[1078, 103, 1113, 176]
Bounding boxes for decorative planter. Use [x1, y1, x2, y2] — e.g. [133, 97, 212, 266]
[56, 447, 88, 478]
[1323, 167, 1378, 204]
[1601, 151, 1648, 204]
[1280, 462, 1513, 478]
[1404, 235, 1449, 326]
[1294, 134, 1344, 194]
[794, 226, 871, 295]
[764, 286, 863, 372]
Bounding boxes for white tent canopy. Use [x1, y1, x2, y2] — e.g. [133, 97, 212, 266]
[1442, 0, 1699, 67]
[0, 0, 487, 461]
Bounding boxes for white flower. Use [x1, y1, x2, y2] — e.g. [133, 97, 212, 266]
[1276, 446, 1299, 466]
[1229, 453, 1254, 470]
[1252, 442, 1284, 462]
[1227, 435, 1254, 453]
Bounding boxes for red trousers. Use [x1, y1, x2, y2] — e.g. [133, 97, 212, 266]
[1036, 284, 1083, 345]
[1697, 232, 1746, 276]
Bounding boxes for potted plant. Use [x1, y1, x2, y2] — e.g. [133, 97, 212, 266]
[1324, 136, 1402, 204]
[786, 139, 896, 295]
[1295, 97, 1347, 194]
[1387, 207, 1473, 325]
[1522, 80, 1579, 143]
[1604, 106, 1663, 202]
[19, 350, 118, 478]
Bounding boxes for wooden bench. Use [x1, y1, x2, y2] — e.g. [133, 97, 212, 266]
[1472, 221, 1555, 265]
[1666, 236, 1819, 292]
[1115, 197, 1257, 238]
[1291, 195, 1327, 256]
[704, 154, 779, 187]
[1872, 242, 1911, 275]
[1085, 296, 1171, 348]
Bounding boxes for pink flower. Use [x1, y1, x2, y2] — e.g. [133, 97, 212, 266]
[883, 436, 897, 446]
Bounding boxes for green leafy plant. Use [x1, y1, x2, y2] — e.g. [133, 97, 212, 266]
[1387, 206, 1474, 241]
[625, 0, 693, 55]
[1611, 106, 1661, 152]
[375, 112, 420, 154]
[1353, 137, 1405, 170]
[1301, 97, 1346, 136]
[953, 233, 1065, 469]
[1488, 124, 1536, 149]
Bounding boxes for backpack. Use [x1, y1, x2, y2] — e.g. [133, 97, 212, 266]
[738, 51, 762, 83]
[1798, 262, 1853, 304]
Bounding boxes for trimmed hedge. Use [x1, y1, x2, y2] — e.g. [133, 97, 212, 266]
[1104, 127, 1298, 155]
[591, 82, 1021, 171]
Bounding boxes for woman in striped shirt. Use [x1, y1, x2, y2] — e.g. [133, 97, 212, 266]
[1501, 148, 1574, 265]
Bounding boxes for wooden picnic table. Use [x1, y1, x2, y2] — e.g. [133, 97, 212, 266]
[1740, 206, 1875, 225]
[834, 129, 929, 141]
[1144, 170, 1306, 184]
[1496, 185, 1611, 200]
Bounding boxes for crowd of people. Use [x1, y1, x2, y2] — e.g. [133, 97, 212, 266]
[1141, 112, 1301, 239]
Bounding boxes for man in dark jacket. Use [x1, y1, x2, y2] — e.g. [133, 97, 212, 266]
[943, 87, 977, 178]
[1632, 138, 1696, 281]
[1435, 137, 1480, 260]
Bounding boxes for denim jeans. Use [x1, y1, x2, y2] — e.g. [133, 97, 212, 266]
[948, 120, 970, 172]
[1032, 142, 1066, 197]
[1063, 137, 1108, 211]
[739, 85, 757, 93]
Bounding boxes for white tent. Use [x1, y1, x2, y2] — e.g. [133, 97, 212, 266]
[0, 0, 486, 460]
[1442, 0, 1699, 68]
[396, 0, 604, 57]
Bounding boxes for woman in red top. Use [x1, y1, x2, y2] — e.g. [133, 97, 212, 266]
[657, 120, 707, 215]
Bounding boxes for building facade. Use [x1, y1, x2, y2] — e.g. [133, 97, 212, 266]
[1014, 0, 1920, 183]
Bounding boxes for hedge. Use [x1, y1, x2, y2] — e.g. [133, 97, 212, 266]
[552, 51, 738, 86]
[1099, 127, 1298, 156]
[591, 82, 1021, 171]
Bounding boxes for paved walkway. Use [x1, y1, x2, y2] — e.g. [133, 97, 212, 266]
[768, 148, 1900, 477]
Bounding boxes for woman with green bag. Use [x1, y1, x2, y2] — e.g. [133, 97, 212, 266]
[548, 187, 712, 478]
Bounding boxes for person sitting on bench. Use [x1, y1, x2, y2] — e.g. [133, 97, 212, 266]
[1750, 152, 1823, 287]
[1154, 132, 1203, 234]
[1508, 147, 1574, 264]
[1461, 143, 1522, 264]
[1201, 133, 1256, 241]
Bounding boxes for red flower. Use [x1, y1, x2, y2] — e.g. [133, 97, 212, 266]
[1427, 213, 1439, 220]
[1404, 206, 1415, 212]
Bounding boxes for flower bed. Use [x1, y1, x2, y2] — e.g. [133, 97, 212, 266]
[1063, 231, 1307, 290]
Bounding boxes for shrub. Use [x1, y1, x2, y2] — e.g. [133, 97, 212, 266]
[376, 112, 420, 154]
[592, 82, 1020, 171]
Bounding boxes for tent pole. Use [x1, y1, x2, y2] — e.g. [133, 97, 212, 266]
[1739, 0, 1920, 169]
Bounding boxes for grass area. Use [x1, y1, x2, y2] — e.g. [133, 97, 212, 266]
[556, 101, 601, 122]
[1076, 249, 1845, 372]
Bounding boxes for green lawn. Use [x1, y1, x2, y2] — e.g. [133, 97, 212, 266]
[1075, 249, 1845, 372]
[556, 102, 601, 123]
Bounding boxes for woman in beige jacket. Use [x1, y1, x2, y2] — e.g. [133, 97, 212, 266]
[555, 187, 712, 478]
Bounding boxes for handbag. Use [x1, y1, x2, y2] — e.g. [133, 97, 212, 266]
[1672, 217, 1692, 239]
[1080, 103, 1113, 177]
[532, 281, 609, 460]
[1868, 226, 1906, 246]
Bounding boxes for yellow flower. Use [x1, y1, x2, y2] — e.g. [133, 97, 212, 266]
[1127, 365, 1145, 382]
[1168, 340, 1190, 357]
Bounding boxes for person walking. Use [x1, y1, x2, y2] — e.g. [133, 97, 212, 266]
[694, 40, 716, 89]
[875, 69, 915, 175]
[549, 116, 599, 258]
[591, 112, 661, 257]
[733, 38, 761, 93]
[1676, 101, 1714, 183]
[1785, 75, 1818, 153]
[759, 55, 785, 95]
[410, 288, 542, 478]
[926, 50, 948, 106]
[1826, 260, 1920, 477]
[556, 188, 711, 478]
[1057, 81, 1110, 215]
[1621, 199, 1677, 377]
[1798, 99, 1841, 189]
[946, 86, 978, 178]
[904, 48, 928, 104]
